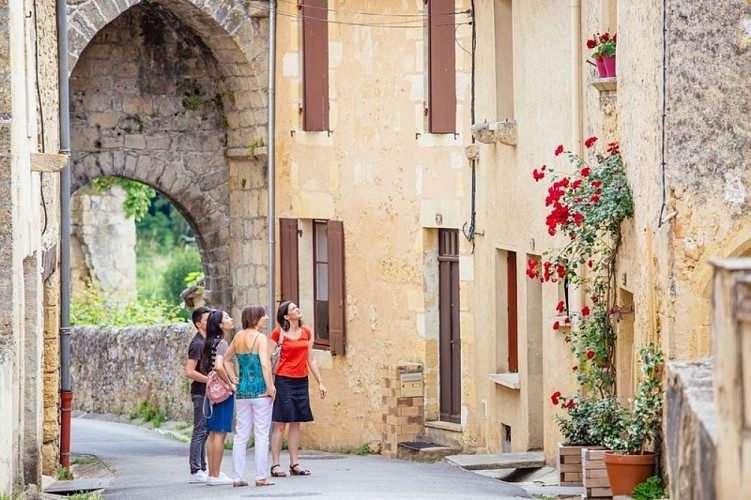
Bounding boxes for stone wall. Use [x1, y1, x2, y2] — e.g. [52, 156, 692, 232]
[71, 185, 137, 301]
[71, 324, 198, 422]
[664, 359, 716, 500]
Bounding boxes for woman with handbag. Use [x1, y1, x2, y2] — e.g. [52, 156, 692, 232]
[269, 301, 327, 478]
[200, 309, 237, 486]
[219, 305, 277, 487]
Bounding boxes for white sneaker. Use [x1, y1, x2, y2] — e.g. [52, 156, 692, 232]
[206, 473, 233, 486]
[190, 470, 208, 483]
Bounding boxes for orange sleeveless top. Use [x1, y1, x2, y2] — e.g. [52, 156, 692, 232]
[271, 326, 311, 378]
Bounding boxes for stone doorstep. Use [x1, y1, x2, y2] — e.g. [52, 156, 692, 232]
[445, 451, 545, 471]
[397, 441, 461, 463]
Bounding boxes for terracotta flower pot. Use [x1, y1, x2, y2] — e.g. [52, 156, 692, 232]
[603, 451, 655, 496]
[595, 57, 607, 78]
[602, 54, 616, 77]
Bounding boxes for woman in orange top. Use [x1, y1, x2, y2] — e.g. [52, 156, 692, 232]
[269, 301, 327, 477]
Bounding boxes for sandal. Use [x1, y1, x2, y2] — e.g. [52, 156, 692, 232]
[289, 463, 311, 476]
[233, 481, 249, 487]
[255, 479, 275, 487]
[270, 464, 287, 477]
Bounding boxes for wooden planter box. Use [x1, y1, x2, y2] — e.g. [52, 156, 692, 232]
[556, 443, 585, 486]
[582, 447, 613, 498]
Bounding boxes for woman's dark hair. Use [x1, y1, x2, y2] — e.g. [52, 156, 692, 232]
[276, 301, 303, 332]
[241, 305, 266, 329]
[199, 309, 226, 373]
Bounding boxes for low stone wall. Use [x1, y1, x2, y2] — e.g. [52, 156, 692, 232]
[71, 324, 197, 422]
[664, 358, 716, 500]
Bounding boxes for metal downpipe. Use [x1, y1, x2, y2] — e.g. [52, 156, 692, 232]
[267, 0, 277, 323]
[57, 0, 73, 470]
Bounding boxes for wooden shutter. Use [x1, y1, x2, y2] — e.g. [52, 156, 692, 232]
[428, 0, 456, 133]
[507, 251, 518, 373]
[327, 220, 345, 355]
[279, 218, 299, 306]
[302, 0, 329, 131]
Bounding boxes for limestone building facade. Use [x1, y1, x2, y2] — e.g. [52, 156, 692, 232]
[0, 0, 64, 494]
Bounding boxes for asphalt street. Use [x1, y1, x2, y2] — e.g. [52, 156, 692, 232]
[70, 415, 531, 499]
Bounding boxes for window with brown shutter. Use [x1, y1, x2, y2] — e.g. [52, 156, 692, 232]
[327, 220, 345, 355]
[279, 218, 300, 306]
[302, 0, 329, 131]
[311, 219, 345, 353]
[428, 0, 456, 134]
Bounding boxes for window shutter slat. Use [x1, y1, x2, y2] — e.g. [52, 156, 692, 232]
[428, 0, 456, 133]
[327, 220, 345, 355]
[303, 0, 329, 131]
[279, 218, 299, 306]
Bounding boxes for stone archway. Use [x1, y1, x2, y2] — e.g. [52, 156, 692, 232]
[68, 0, 269, 310]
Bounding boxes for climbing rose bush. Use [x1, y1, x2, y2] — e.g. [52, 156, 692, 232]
[529, 138, 634, 444]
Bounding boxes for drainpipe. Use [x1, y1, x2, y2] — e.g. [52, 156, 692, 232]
[570, 0, 584, 316]
[267, 0, 277, 323]
[57, 0, 73, 471]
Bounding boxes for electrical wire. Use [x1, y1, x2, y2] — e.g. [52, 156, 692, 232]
[657, 0, 669, 228]
[278, 0, 470, 19]
[32, 0, 48, 235]
[273, 8, 471, 28]
[461, 0, 476, 249]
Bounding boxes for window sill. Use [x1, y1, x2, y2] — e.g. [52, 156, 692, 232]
[591, 77, 617, 92]
[489, 372, 520, 390]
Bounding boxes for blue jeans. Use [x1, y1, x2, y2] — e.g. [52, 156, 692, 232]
[189, 394, 208, 474]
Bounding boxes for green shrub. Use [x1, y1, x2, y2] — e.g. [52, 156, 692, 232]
[632, 476, 667, 500]
[71, 283, 185, 326]
[160, 248, 202, 305]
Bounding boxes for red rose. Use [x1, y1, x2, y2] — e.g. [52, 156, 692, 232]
[591, 180, 602, 187]
[553, 321, 560, 331]
[564, 316, 571, 324]
[554, 144, 564, 156]
[581, 167, 591, 177]
[586, 350, 595, 359]
[584, 136, 598, 148]
[600, 32, 610, 42]
[581, 306, 590, 316]
[590, 194, 600, 203]
[551, 391, 561, 405]
[533, 168, 545, 182]
[564, 399, 575, 409]
[556, 300, 565, 313]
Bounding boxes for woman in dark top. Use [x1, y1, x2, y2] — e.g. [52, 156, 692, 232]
[200, 309, 236, 486]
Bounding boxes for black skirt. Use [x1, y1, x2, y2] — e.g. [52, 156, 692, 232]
[272, 375, 314, 423]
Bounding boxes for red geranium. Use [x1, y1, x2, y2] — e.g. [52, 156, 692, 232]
[586, 350, 595, 359]
[584, 136, 598, 148]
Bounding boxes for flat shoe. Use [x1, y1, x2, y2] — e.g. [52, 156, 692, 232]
[233, 481, 249, 487]
[255, 479, 275, 486]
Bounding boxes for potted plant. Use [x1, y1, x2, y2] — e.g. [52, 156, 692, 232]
[587, 32, 617, 78]
[602, 343, 664, 497]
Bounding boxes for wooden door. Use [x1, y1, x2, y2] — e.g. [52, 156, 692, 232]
[439, 229, 461, 423]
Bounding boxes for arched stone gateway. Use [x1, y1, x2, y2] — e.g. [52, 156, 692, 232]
[68, 0, 270, 311]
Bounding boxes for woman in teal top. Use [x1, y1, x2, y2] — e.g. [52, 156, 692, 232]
[221, 305, 276, 487]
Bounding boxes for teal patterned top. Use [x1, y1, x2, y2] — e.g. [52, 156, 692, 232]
[236, 351, 267, 399]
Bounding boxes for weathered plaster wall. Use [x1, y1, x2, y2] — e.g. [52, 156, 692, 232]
[662, 1, 751, 360]
[274, 0, 472, 451]
[71, 324, 197, 421]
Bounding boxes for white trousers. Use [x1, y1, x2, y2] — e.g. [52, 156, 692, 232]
[233, 396, 273, 482]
